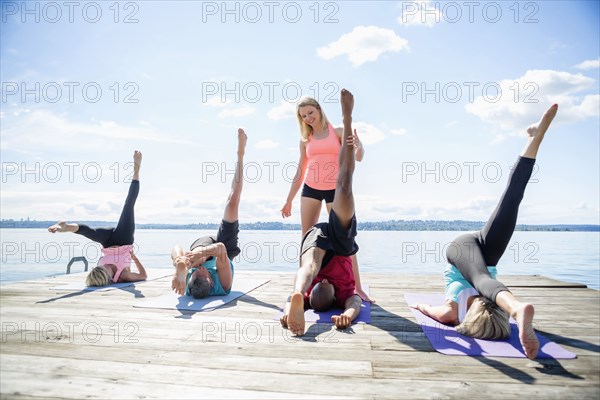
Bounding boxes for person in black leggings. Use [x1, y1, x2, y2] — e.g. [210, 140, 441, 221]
[48, 151, 147, 286]
[411, 104, 559, 359]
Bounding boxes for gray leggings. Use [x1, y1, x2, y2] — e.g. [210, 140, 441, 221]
[446, 157, 535, 302]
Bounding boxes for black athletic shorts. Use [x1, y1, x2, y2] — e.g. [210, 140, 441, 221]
[301, 183, 335, 203]
[190, 220, 241, 259]
[301, 209, 359, 267]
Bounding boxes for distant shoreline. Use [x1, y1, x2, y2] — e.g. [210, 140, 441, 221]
[2, 219, 598, 232]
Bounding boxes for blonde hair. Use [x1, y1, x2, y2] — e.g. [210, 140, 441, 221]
[456, 296, 510, 340]
[85, 266, 112, 287]
[296, 97, 330, 141]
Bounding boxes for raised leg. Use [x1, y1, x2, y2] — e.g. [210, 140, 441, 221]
[478, 105, 557, 266]
[108, 151, 142, 247]
[222, 129, 247, 223]
[331, 89, 356, 228]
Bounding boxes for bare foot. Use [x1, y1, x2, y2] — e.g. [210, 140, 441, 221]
[48, 221, 68, 233]
[133, 150, 142, 175]
[238, 128, 247, 155]
[286, 292, 306, 336]
[515, 303, 538, 359]
[171, 245, 184, 265]
[340, 89, 354, 119]
[522, 104, 558, 159]
[527, 104, 558, 139]
[171, 259, 189, 295]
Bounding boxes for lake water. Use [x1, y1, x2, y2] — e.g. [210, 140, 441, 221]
[1, 229, 598, 290]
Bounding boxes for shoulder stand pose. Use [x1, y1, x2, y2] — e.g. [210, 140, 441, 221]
[281, 89, 362, 336]
[171, 129, 247, 299]
[281, 96, 373, 302]
[411, 104, 559, 359]
[48, 151, 147, 287]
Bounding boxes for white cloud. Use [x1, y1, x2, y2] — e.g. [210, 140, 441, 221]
[217, 106, 256, 118]
[267, 101, 297, 120]
[352, 122, 386, 145]
[390, 128, 408, 136]
[1, 109, 188, 152]
[255, 139, 280, 150]
[204, 97, 231, 107]
[317, 26, 409, 67]
[574, 58, 600, 70]
[397, 1, 443, 27]
[465, 69, 599, 134]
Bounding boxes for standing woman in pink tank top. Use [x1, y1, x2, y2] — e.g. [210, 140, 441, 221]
[48, 151, 147, 287]
[281, 97, 372, 302]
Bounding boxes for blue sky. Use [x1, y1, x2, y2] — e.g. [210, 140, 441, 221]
[1, 1, 599, 225]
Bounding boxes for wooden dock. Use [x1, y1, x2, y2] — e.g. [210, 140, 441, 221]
[1, 271, 599, 399]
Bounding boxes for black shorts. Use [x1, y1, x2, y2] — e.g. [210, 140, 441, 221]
[190, 220, 241, 259]
[301, 209, 359, 266]
[301, 184, 335, 203]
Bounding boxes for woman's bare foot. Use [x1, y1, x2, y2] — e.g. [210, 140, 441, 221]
[522, 104, 558, 158]
[286, 292, 306, 336]
[514, 303, 539, 359]
[238, 128, 247, 156]
[47, 221, 77, 233]
[133, 150, 142, 180]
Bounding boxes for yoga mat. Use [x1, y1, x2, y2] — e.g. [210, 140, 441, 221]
[134, 278, 270, 311]
[49, 269, 172, 292]
[405, 293, 576, 359]
[277, 285, 371, 324]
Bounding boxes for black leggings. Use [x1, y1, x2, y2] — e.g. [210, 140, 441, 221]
[75, 180, 139, 248]
[446, 156, 535, 302]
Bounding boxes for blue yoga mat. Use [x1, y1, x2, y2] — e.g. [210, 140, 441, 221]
[277, 285, 371, 324]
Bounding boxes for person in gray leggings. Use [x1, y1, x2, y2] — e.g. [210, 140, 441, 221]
[411, 104, 559, 359]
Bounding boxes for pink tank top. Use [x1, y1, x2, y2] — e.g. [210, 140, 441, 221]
[98, 244, 133, 282]
[304, 123, 341, 191]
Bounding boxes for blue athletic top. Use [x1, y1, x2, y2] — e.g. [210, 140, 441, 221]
[185, 258, 235, 297]
[444, 264, 497, 322]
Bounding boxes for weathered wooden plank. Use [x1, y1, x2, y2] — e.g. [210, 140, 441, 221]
[1, 271, 598, 400]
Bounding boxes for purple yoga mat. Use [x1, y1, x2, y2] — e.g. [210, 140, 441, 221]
[404, 293, 576, 359]
[276, 285, 371, 324]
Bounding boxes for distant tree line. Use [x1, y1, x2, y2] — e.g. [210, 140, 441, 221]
[2, 219, 598, 232]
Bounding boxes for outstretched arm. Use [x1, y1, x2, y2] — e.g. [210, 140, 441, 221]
[331, 295, 362, 330]
[410, 301, 459, 325]
[119, 252, 148, 282]
[281, 141, 308, 218]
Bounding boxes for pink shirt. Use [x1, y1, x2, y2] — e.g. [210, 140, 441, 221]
[304, 123, 341, 191]
[98, 245, 133, 282]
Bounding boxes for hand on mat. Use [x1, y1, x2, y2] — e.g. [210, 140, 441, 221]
[279, 314, 288, 329]
[356, 287, 375, 303]
[171, 273, 186, 295]
[331, 314, 352, 330]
